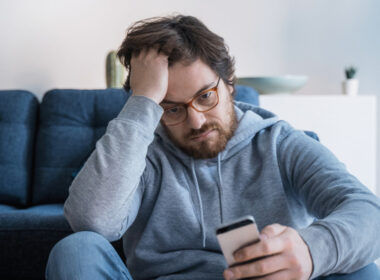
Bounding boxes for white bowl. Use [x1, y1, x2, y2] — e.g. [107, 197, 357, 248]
[237, 76, 308, 95]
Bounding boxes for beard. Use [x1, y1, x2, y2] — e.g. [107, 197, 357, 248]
[164, 102, 238, 159]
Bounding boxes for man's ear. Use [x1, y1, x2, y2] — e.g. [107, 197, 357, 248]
[227, 84, 234, 95]
[227, 75, 235, 95]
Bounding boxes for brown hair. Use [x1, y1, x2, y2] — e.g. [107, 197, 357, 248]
[117, 15, 236, 93]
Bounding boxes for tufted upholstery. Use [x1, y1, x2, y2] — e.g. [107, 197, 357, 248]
[32, 88, 132, 204]
[0, 90, 38, 206]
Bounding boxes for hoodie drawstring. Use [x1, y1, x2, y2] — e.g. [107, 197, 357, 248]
[190, 156, 225, 248]
[191, 159, 206, 248]
[217, 154, 224, 224]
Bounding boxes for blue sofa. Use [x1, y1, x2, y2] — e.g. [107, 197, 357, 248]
[0, 86, 261, 279]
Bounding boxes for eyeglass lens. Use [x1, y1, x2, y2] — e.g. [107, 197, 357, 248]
[162, 89, 218, 125]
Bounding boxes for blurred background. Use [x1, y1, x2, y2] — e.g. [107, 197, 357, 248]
[0, 0, 379, 191]
[1, 0, 379, 97]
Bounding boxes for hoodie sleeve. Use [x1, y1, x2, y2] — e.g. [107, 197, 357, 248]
[64, 96, 163, 241]
[277, 123, 380, 278]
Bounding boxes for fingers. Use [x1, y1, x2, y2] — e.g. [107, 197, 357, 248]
[233, 236, 284, 263]
[129, 47, 169, 104]
[224, 254, 290, 280]
[131, 48, 168, 71]
[251, 269, 297, 280]
[132, 47, 162, 60]
[226, 225, 313, 280]
[233, 224, 287, 263]
[261, 223, 287, 239]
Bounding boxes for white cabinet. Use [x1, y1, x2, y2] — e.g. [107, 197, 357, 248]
[260, 95, 377, 194]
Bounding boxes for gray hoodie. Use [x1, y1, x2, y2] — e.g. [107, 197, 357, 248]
[64, 95, 380, 279]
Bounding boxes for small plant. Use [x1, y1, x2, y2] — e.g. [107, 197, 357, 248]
[342, 66, 359, 95]
[345, 66, 357, 80]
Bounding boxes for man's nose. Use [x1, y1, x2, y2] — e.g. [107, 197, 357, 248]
[186, 106, 206, 130]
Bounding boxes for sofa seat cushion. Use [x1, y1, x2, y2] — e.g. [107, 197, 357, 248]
[0, 90, 38, 206]
[0, 204, 71, 231]
[0, 203, 125, 279]
[0, 204, 73, 279]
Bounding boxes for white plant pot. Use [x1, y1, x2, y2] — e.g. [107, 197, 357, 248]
[342, 79, 359, 96]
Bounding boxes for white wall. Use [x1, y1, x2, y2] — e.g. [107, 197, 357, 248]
[261, 96, 377, 194]
[1, 0, 379, 97]
[1, 0, 379, 189]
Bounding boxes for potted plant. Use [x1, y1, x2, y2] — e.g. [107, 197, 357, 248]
[342, 66, 359, 96]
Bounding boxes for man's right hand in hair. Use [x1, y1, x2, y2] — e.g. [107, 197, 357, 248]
[130, 48, 169, 104]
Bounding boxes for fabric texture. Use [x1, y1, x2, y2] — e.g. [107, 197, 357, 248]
[0, 201, 124, 279]
[46, 231, 133, 280]
[0, 88, 150, 279]
[0, 204, 72, 279]
[64, 95, 380, 279]
[234, 85, 260, 105]
[0, 90, 38, 206]
[32, 88, 132, 204]
[316, 263, 380, 280]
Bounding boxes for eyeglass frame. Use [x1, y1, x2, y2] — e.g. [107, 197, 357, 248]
[160, 77, 221, 126]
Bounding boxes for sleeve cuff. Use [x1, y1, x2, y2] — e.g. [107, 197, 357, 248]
[298, 223, 339, 279]
[117, 95, 164, 132]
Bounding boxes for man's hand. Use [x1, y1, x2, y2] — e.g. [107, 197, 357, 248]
[130, 48, 169, 104]
[223, 224, 313, 280]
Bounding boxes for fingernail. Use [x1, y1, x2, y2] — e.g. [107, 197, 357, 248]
[225, 270, 234, 280]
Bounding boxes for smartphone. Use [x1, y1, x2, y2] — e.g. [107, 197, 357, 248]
[216, 215, 260, 266]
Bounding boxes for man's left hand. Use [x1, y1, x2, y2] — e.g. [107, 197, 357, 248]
[223, 224, 313, 280]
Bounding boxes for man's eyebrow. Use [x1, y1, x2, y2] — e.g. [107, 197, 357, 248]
[161, 81, 215, 104]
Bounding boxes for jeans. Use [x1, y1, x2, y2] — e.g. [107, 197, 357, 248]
[46, 231, 380, 280]
[46, 231, 133, 280]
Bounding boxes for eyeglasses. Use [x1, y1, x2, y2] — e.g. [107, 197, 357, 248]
[161, 77, 221, 126]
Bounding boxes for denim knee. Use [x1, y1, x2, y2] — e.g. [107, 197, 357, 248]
[48, 231, 110, 261]
[46, 231, 122, 280]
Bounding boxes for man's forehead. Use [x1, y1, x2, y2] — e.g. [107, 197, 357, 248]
[164, 60, 217, 103]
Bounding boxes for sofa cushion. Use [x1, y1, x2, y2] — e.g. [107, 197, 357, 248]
[235, 85, 260, 105]
[0, 204, 72, 279]
[0, 204, 71, 230]
[32, 89, 131, 204]
[0, 90, 38, 206]
[0, 203, 125, 279]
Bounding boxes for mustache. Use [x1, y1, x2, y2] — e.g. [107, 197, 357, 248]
[186, 123, 221, 139]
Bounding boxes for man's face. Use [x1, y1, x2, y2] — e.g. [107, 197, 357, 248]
[160, 59, 237, 159]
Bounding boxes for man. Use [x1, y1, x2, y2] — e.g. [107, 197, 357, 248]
[46, 15, 380, 279]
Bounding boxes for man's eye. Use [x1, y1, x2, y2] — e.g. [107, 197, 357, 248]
[200, 91, 212, 99]
[166, 107, 180, 114]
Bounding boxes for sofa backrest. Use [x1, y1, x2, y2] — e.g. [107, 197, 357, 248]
[32, 88, 131, 204]
[32, 86, 259, 204]
[0, 90, 38, 206]
[235, 85, 260, 105]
